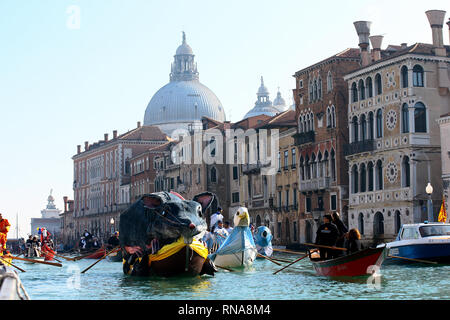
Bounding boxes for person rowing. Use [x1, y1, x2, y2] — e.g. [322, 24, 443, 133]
[315, 214, 339, 260]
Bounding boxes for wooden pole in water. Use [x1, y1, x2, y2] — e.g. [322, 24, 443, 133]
[256, 253, 282, 266]
[273, 248, 308, 255]
[273, 253, 311, 275]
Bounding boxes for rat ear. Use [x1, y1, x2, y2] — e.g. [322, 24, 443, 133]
[141, 194, 164, 209]
[193, 192, 216, 212]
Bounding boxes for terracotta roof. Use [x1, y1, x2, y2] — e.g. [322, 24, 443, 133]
[256, 110, 297, 129]
[294, 48, 360, 75]
[118, 125, 169, 141]
[231, 114, 272, 130]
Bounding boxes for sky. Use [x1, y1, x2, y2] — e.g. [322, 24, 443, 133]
[0, 0, 448, 238]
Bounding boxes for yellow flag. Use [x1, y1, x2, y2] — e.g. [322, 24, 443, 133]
[438, 196, 447, 223]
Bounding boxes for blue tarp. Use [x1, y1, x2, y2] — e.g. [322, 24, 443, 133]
[209, 226, 255, 260]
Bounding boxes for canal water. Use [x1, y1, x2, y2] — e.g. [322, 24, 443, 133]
[13, 253, 450, 300]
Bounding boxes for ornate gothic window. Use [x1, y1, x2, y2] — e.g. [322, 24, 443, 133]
[352, 164, 359, 194]
[376, 160, 383, 190]
[358, 213, 365, 235]
[376, 109, 383, 138]
[359, 79, 365, 100]
[374, 212, 385, 236]
[366, 77, 373, 98]
[368, 162, 374, 191]
[401, 65, 408, 88]
[360, 163, 367, 193]
[375, 73, 382, 95]
[413, 65, 424, 87]
[352, 116, 359, 142]
[327, 71, 333, 92]
[351, 82, 358, 103]
[361, 114, 367, 141]
[402, 156, 410, 187]
[368, 111, 374, 140]
[402, 103, 409, 133]
[414, 102, 427, 133]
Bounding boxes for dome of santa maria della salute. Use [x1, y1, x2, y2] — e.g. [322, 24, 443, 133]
[144, 32, 226, 135]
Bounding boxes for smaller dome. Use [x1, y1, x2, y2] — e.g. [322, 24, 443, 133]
[176, 32, 194, 55]
[273, 90, 286, 107]
[257, 76, 269, 96]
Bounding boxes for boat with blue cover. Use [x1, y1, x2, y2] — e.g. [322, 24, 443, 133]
[382, 222, 450, 263]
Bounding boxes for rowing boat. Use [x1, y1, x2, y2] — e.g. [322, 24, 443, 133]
[309, 246, 387, 277]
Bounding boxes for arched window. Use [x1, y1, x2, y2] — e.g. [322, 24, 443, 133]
[330, 149, 336, 181]
[376, 160, 383, 190]
[305, 155, 311, 180]
[210, 167, 217, 183]
[376, 109, 383, 138]
[368, 111, 374, 140]
[352, 116, 359, 142]
[368, 162, 374, 191]
[402, 103, 409, 133]
[402, 156, 410, 187]
[360, 163, 367, 193]
[299, 156, 305, 180]
[358, 213, 365, 235]
[318, 78, 322, 99]
[351, 82, 358, 103]
[326, 107, 331, 128]
[395, 211, 402, 234]
[323, 151, 329, 177]
[358, 79, 365, 100]
[298, 116, 303, 133]
[306, 114, 310, 132]
[327, 71, 333, 92]
[366, 77, 373, 98]
[352, 164, 359, 194]
[313, 79, 318, 101]
[413, 65, 424, 87]
[414, 102, 427, 133]
[318, 152, 323, 178]
[375, 73, 382, 95]
[401, 65, 408, 88]
[361, 114, 367, 141]
[309, 80, 313, 102]
[374, 212, 384, 236]
[311, 153, 317, 179]
[331, 106, 336, 128]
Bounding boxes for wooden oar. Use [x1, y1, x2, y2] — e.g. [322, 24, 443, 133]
[0, 256, 26, 272]
[10, 256, 62, 267]
[256, 253, 281, 266]
[273, 252, 311, 275]
[302, 243, 347, 251]
[387, 255, 438, 265]
[81, 247, 120, 274]
[273, 248, 308, 255]
[269, 257, 294, 264]
[215, 264, 234, 272]
[51, 252, 75, 261]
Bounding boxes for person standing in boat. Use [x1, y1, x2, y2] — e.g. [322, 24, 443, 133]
[210, 207, 224, 231]
[0, 213, 11, 240]
[331, 212, 348, 249]
[345, 229, 362, 254]
[107, 231, 120, 249]
[315, 214, 339, 259]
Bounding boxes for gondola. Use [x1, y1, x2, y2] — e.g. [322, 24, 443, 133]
[309, 246, 387, 277]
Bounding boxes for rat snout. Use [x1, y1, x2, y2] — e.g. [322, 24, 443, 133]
[189, 223, 196, 230]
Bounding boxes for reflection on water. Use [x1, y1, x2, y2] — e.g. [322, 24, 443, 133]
[11, 252, 450, 300]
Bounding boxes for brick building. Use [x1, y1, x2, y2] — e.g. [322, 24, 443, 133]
[292, 48, 361, 243]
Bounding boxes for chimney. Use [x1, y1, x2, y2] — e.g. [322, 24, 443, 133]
[113, 130, 118, 139]
[354, 21, 372, 66]
[137, 121, 141, 128]
[63, 196, 68, 212]
[104, 133, 109, 142]
[447, 18, 450, 46]
[369, 35, 384, 61]
[84, 141, 89, 151]
[425, 10, 446, 56]
[77, 145, 81, 154]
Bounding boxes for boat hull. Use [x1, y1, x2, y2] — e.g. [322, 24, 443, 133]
[212, 248, 256, 268]
[387, 242, 450, 263]
[311, 247, 386, 277]
[84, 248, 106, 259]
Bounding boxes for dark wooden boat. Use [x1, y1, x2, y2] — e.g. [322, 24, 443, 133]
[309, 246, 387, 277]
[84, 248, 106, 259]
